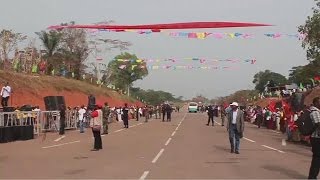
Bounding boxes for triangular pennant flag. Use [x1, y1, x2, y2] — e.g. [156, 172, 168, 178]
[119, 65, 126, 69]
[196, 32, 206, 39]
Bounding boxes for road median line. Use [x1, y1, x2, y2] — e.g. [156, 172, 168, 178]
[42, 140, 80, 149]
[165, 138, 172, 146]
[243, 137, 256, 143]
[262, 145, 285, 153]
[152, 149, 165, 163]
[139, 171, 149, 180]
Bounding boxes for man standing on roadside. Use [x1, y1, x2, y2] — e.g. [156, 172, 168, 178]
[122, 103, 129, 128]
[227, 102, 244, 154]
[78, 105, 86, 133]
[59, 104, 66, 135]
[102, 102, 110, 134]
[1, 82, 11, 107]
[206, 105, 214, 126]
[162, 104, 167, 122]
[136, 106, 139, 121]
[308, 97, 320, 179]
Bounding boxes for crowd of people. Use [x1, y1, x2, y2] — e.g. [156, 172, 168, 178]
[64, 102, 179, 151]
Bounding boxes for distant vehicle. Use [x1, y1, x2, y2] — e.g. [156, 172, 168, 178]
[188, 102, 198, 113]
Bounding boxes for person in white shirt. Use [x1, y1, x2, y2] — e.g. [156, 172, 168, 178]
[78, 105, 86, 133]
[0, 82, 11, 107]
[226, 102, 245, 154]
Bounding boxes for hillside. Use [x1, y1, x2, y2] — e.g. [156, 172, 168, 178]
[253, 87, 320, 108]
[0, 71, 143, 109]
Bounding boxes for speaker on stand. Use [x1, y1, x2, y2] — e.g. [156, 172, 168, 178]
[44, 96, 65, 111]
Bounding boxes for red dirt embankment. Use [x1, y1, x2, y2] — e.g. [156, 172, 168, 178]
[253, 87, 320, 107]
[0, 71, 143, 109]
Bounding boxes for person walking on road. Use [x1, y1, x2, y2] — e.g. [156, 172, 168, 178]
[227, 102, 244, 154]
[308, 97, 320, 179]
[162, 104, 167, 122]
[122, 103, 129, 128]
[206, 105, 214, 126]
[78, 105, 86, 133]
[166, 104, 172, 122]
[220, 105, 226, 126]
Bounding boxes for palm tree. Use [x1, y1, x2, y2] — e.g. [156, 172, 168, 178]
[36, 30, 61, 57]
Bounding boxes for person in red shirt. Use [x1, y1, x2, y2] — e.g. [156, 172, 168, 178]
[90, 105, 103, 151]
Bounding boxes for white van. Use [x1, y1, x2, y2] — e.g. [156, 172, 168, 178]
[188, 102, 198, 113]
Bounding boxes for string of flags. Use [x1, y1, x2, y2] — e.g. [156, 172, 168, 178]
[114, 58, 257, 64]
[118, 65, 242, 70]
[95, 58, 256, 70]
[87, 29, 306, 40]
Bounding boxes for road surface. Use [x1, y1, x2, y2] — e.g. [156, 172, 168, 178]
[0, 108, 312, 179]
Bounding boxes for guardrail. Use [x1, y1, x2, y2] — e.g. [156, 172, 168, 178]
[0, 110, 79, 135]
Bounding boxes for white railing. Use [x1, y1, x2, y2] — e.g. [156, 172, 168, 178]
[0, 110, 79, 135]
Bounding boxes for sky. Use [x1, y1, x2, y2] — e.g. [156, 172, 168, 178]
[0, 0, 316, 99]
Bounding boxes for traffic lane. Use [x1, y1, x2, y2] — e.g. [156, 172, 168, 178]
[214, 116, 312, 177]
[240, 120, 312, 160]
[0, 117, 149, 153]
[148, 112, 309, 179]
[0, 112, 184, 179]
[212, 116, 312, 159]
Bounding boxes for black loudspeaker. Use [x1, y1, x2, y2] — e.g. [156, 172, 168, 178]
[88, 95, 96, 110]
[20, 105, 33, 111]
[44, 96, 65, 111]
[3, 106, 15, 112]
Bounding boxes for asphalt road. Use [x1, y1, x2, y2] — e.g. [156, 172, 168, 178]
[0, 108, 313, 179]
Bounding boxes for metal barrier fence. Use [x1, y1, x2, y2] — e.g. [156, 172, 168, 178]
[0, 110, 79, 135]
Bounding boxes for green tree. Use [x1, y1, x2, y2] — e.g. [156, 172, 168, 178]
[36, 30, 61, 57]
[59, 21, 89, 79]
[299, 0, 320, 61]
[0, 29, 26, 69]
[107, 52, 148, 91]
[289, 58, 320, 85]
[130, 87, 180, 105]
[36, 30, 63, 74]
[253, 70, 288, 92]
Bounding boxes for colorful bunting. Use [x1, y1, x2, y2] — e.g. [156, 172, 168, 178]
[85, 29, 306, 40]
[114, 58, 256, 64]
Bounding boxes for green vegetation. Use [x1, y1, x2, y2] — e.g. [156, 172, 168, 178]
[130, 87, 183, 105]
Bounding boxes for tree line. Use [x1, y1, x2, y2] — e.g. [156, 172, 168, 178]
[0, 21, 182, 104]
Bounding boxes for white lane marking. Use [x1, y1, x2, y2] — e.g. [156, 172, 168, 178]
[282, 139, 287, 146]
[138, 123, 143, 125]
[54, 135, 66, 142]
[262, 145, 285, 153]
[165, 138, 172, 146]
[171, 131, 176, 137]
[42, 140, 80, 149]
[243, 137, 256, 143]
[101, 134, 106, 137]
[271, 130, 281, 134]
[114, 129, 124, 133]
[152, 149, 165, 163]
[175, 127, 179, 131]
[139, 171, 149, 180]
[131, 125, 137, 127]
[214, 121, 221, 125]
